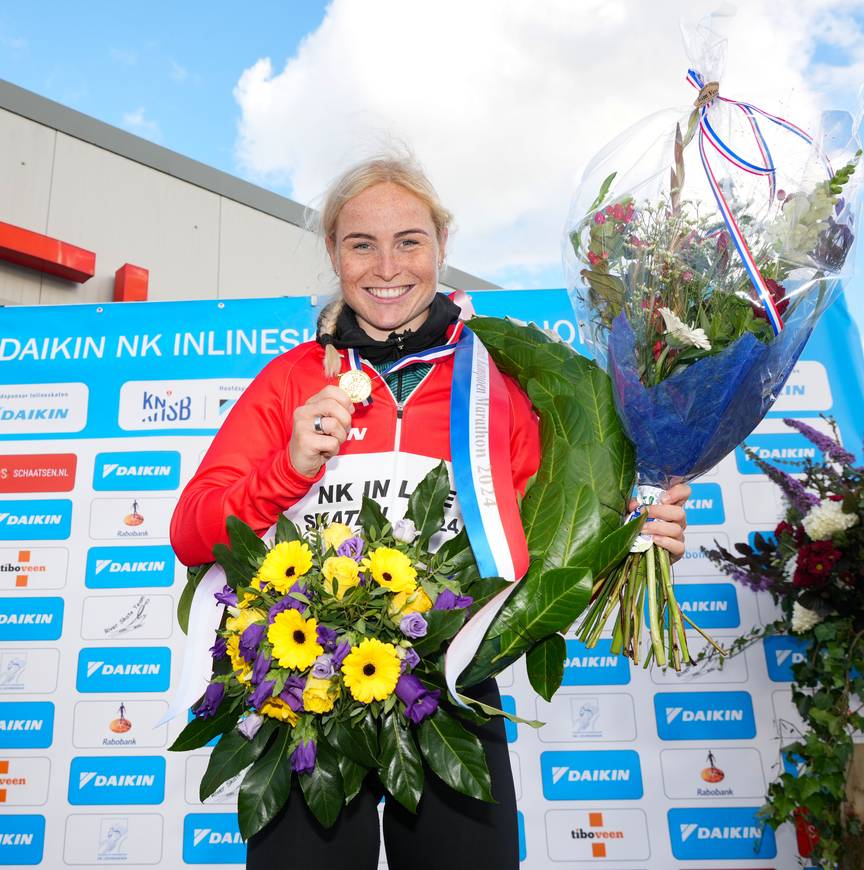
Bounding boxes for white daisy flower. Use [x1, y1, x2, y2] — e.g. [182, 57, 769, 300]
[658, 307, 712, 350]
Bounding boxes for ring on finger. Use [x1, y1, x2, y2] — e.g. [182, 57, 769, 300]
[313, 414, 325, 435]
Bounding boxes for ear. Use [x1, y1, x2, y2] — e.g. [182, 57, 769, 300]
[437, 227, 449, 266]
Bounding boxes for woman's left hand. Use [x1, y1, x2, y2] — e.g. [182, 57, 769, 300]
[627, 483, 690, 564]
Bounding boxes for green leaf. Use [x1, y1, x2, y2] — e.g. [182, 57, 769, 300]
[585, 515, 644, 578]
[275, 515, 302, 544]
[199, 719, 276, 802]
[359, 495, 388, 537]
[411, 609, 466, 656]
[338, 756, 368, 805]
[417, 708, 493, 802]
[178, 563, 211, 635]
[169, 697, 243, 752]
[237, 726, 293, 840]
[326, 711, 379, 768]
[526, 633, 566, 701]
[435, 527, 475, 571]
[404, 461, 451, 547]
[211, 543, 253, 589]
[226, 515, 268, 565]
[379, 711, 424, 812]
[299, 739, 344, 829]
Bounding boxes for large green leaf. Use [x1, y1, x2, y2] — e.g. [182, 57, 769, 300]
[226, 515, 267, 566]
[199, 719, 276, 802]
[417, 708, 493, 802]
[326, 711, 378, 768]
[177, 563, 211, 635]
[587, 515, 644, 578]
[338, 756, 368, 805]
[379, 711, 424, 813]
[169, 696, 243, 752]
[299, 740, 344, 829]
[434, 527, 475, 572]
[411, 609, 466, 657]
[404, 461, 450, 547]
[211, 543, 252, 589]
[358, 495, 389, 538]
[237, 726, 293, 840]
[275, 514, 302, 544]
[526, 633, 566, 702]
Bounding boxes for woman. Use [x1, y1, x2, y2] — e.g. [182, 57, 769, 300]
[170, 155, 689, 869]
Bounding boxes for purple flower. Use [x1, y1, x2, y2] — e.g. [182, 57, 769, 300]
[214, 585, 237, 607]
[311, 654, 335, 679]
[210, 635, 227, 660]
[331, 640, 351, 669]
[400, 647, 420, 673]
[753, 456, 819, 514]
[336, 536, 364, 560]
[239, 623, 266, 663]
[291, 739, 317, 774]
[316, 624, 338, 651]
[237, 713, 264, 741]
[194, 682, 225, 719]
[279, 675, 305, 712]
[399, 612, 428, 639]
[250, 679, 276, 711]
[783, 417, 856, 465]
[251, 649, 271, 685]
[268, 584, 309, 621]
[726, 565, 773, 592]
[432, 589, 474, 611]
[395, 673, 440, 724]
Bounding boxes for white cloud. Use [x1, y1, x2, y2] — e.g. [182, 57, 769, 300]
[121, 107, 162, 142]
[233, 0, 864, 285]
[170, 60, 189, 82]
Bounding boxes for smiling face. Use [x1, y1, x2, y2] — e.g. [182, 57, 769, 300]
[327, 182, 447, 341]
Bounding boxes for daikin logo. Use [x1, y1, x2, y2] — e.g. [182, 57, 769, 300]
[183, 814, 246, 864]
[736, 433, 825, 475]
[656, 584, 740, 630]
[93, 451, 180, 491]
[655, 692, 756, 740]
[68, 756, 165, 805]
[0, 597, 63, 641]
[0, 702, 54, 749]
[764, 635, 810, 682]
[0, 500, 72, 540]
[85, 545, 175, 588]
[669, 808, 776, 859]
[541, 750, 643, 800]
[562, 639, 630, 686]
[0, 815, 44, 864]
[683, 483, 725, 525]
[76, 647, 170, 693]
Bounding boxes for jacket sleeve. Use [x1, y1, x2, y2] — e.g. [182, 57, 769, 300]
[169, 350, 324, 566]
[503, 373, 541, 496]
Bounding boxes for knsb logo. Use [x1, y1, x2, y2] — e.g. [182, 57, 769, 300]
[764, 635, 810, 682]
[736, 432, 824, 475]
[666, 583, 740, 630]
[0, 814, 45, 864]
[85, 546, 175, 589]
[0, 597, 63, 641]
[68, 756, 165, 805]
[683, 483, 725, 525]
[0, 499, 72, 541]
[655, 692, 756, 740]
[668, 807, 776, 859]
[93, 451, 181, 491]
[183, 814, 246, 864]
[76, 647, 170, 693]
[139, 389, 193, 424]
[562, 639, 630, 686]
[0, 702, 54, 749]
[541, 750, 643, 800]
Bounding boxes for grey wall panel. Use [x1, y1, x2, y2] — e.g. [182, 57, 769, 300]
[0, 109, 55, 234]
[40, 133, 220, 305]
[0, 261, 43, 306]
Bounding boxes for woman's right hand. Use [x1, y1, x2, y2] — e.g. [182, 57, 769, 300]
[289, 385, 355, 478]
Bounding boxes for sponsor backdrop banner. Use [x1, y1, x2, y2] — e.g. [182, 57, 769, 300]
[1, 290, 862, 869]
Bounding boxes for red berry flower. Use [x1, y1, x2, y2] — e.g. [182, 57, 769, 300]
[753, 278, 790, 321]
[793, 541, 842, 588]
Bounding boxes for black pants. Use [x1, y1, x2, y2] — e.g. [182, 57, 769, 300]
[246, 679, 518, 870]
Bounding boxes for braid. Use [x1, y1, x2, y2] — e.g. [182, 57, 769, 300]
[317, 298, 345, 377]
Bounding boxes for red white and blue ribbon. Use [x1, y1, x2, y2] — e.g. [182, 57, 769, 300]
[686, 68, 831, 336]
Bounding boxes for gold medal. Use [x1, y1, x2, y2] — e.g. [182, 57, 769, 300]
[339, 369, 373, 403]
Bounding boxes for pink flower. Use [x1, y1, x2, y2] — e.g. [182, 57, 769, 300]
[587, 251, 608, 266]
[612, 204, 625, 221]
[682, 270, 694, 282]
[623, 202, 635, 222]
[594, 212, 606, 225]
[628, 235, 645, 248]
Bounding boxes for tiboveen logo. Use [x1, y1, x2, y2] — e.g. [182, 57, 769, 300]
[118, 379, 250, 431]
[0, 384, 88, 434]
[0, 547, 68, 590]
[545, 808, 650, 861]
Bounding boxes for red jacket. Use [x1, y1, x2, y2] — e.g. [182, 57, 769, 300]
[170, 339, 541, 566]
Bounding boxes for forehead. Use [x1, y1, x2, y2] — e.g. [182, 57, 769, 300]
[335, 182, 435, 237]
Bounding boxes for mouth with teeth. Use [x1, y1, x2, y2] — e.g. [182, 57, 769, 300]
[365, 285, 414, 300]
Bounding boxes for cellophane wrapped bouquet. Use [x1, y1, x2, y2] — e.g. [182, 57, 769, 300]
[564, 19, 862, 669]
[169, 464, 503, 838]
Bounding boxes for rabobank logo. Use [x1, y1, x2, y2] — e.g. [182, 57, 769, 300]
[563, 639, 630, 686]
[68, 756, 165, 805]
[764, 635, 810, 682]
[76, 647, 170, 693]
[93, 451, 181, 491]
[684, 483, 725, 525]
[668, 807, 776, 859]
[655, 692, 756, 740]
[540, 750, 643, 800]
[0, 499, 72, 540]
[0, 815, 44, 865]
[664, 583, 740, 630]
[85, 545, 175, 588]
[0, 597, 63, 641]
[0, 702, 54, 749]
[736, 433, 824, 475]
[183, 813, 246, 864]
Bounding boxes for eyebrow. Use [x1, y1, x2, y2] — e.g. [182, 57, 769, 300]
[341, 228, 431, 241]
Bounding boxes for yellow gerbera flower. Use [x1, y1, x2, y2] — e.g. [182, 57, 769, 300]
[268, 609, 323, 670]
[258, 541, 314, 594]
[321, 523, 354, 551]
[389, 587, 433, 617]
[322, 556, 361, 599]
[362, 547, 417, 594]
[226, 635, 252, 683]
[341, 638, 401, 703]
[303, 676, 338, 713]
[225, 606, 262, 635]
[259, 696, 299, 725]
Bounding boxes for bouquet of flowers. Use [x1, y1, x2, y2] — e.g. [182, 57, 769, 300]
[170, 464, 504, 838]
[703, 417, 864, 869]
[563, 18, 862, 669]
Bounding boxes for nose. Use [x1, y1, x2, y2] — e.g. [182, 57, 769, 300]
[373, 249, 399, 282]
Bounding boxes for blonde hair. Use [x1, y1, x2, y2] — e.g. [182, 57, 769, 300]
[316, 154, 454, 376]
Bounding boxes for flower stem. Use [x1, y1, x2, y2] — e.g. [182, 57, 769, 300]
[646, 546, 667, 666]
